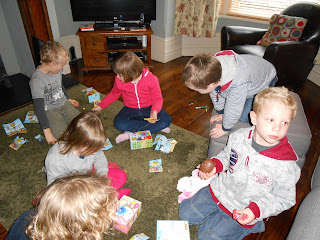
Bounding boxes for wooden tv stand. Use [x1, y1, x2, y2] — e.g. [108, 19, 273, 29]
[76, 27, 153, 73]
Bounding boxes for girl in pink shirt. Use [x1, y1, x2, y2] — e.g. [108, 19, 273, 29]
[92, 52, 171, 143]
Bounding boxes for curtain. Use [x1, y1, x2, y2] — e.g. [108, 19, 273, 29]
[175, 0, 220, 38]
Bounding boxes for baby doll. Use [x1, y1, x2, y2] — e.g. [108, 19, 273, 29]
[177, 168, 217, 203]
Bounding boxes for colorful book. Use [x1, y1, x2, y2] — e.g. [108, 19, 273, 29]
[129, 130, 153, 150]
[3, 118, 27, 136]
[102, 138, 113, 150]
[24, 111, 39, 123]
[156, 220, 190, 240]
[34, 134, 44, 142]
[9, 136, 28, 151]
[153, 134, 177, 153]
[149, 158, 163, 173]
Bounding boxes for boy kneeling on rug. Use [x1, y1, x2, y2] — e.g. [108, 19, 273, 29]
[179, 87, 301, 240]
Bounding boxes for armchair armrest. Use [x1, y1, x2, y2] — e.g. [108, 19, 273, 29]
[221, 26, 267, 50]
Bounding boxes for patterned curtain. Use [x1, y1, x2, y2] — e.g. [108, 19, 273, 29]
[175, 0, 220, 38]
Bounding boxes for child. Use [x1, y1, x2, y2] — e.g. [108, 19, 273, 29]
[182, 50, 277, 139]
[6, 172, 118, 240]
[92, 52, 171, 144]
[29, 41, 80, 145]
[179, 87, 301, 240]
[45, 111, 130, 199]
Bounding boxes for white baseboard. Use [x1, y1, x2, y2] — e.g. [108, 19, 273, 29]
[182, 33, 221, 56]
[151, 35, 182, 63]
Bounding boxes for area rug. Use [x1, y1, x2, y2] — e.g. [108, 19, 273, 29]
[0, 84, 208, 239]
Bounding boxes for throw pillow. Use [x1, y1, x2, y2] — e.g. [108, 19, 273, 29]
[257, 14, 308, 47]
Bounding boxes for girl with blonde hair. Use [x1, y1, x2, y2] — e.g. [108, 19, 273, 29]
[6, 172, 118, 240]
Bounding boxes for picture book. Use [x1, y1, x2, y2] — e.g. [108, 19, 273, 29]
[130, 233, 149, 240]
[24, 111, 39, 123]
[81, 87, 100, 103]
[129, 130, 153, 150]
[153, 134, 177, 153]
[156, 220, 190, 240]
[9, 136, 28, 151]
[102, 138, 113, 151]
[149, 158, 163, 173]
[3, 118, 27, 136]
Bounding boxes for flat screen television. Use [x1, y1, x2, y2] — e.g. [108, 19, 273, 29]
[70, 0, 156, 22]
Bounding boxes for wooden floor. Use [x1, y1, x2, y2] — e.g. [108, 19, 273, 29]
[1, 57, 319, 239]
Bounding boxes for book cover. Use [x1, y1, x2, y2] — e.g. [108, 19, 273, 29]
[3, 118, 27, 137]
[156, 220, 190, 240]
[24, 111, 39, 123]
[102, 138, 113, 151]
[149, 158, 163, 173]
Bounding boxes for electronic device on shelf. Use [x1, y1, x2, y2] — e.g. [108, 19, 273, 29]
[70, 0, 156, 25]
[107, 36, 139, 48]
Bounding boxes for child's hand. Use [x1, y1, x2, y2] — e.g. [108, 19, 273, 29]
[43, 129, 57, 145]
[148, 110, 158, 123]
[68, 99, 79, 107]
[91, 106, 102, 113]
[233, 208, 255, 225]
[210, 114, 223, 124]
[209, 124, 227, 138]
[197, 163, 216, 180]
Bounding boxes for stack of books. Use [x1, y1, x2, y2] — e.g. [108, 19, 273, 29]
[80, 24, 94, 31]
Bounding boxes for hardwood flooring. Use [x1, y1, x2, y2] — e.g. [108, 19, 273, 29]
[1, 57, 319, 239]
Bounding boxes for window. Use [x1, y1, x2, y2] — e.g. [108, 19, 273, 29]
[219, 0, 320, 21]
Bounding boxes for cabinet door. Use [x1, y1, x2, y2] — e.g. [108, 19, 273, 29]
[81, 35, 107, 68]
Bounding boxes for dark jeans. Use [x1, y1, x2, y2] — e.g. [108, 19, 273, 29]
[113, 106, 171, 134]
[6, 209, 34, 240]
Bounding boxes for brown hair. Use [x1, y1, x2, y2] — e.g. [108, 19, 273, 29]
[40, 41, 68, 64]
[182, 53, 222, 89]
[27, 172, 117, 240]
[112, 52, 144, 83]
[253, 86, 297, 118]
[58, 111, 106, 156]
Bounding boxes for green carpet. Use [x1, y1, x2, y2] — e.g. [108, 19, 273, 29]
[0, 84, 208, 239]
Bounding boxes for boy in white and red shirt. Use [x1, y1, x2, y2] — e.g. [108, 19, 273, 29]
[179, 87, 301, 240]
[92, 52, 171, 143]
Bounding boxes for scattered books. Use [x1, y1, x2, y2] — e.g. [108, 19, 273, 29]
[156, 220, 190, 240]
[80, 24, 94, 31]
[130, 233, 149, 240]
[81, 87, 100, 103]
[129, 130, 153, 150]
[9, 136, 28, 151]
[149, 158, 163, 173]
[102, 138, 113, 151]
[24, 111, 38, 123]
[153, 134, 177, 153]
[3, 118, 27, 136]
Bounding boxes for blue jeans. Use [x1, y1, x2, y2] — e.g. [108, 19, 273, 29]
[239, 76, 278, 123]
[179, 187, 265, 240]
[6, 209, 35, 240]
[113, 106, 171, 134]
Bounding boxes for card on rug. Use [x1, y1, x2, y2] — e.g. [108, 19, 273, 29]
[149, 158, 163, 173]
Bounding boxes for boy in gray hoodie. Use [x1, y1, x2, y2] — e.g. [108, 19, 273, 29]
[179, 87, 301, 240]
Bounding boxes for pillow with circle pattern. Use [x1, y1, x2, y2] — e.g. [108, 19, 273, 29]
[256, 14, 308, 47]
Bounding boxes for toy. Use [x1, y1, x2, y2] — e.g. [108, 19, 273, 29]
[233, 209, 248, 221]
[129, 130, 153, 150]
[149, 158, 163, 172]
[3, 118, 27, 136]
[81, 87, 100, 103]
[23, 111, 39, 123]
[114, 195, 142, 234]
[200, 158, 216, 173]
[177, 169, 217, 203]
[156, 220, 190, 240]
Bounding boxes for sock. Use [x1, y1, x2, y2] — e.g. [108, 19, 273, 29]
[118, 188, 131, 199]
[161, 127, 171, 134]
[115, 132, 130, 144]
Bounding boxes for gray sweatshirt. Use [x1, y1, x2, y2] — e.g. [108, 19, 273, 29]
[45, 143, 109, 185]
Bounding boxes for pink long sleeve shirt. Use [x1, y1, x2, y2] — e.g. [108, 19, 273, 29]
[99, 68, 163, 113]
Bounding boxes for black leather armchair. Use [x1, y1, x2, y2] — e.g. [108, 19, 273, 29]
[221, 2, 320, 91]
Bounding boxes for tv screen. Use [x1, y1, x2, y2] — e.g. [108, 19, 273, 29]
[70, 0, 156, 22]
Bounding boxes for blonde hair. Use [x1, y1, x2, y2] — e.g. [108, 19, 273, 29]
[58, 111, 106, 155]
[40, 41, 68, 64]
[112, 52, 144, 83]
[253, 86, 297, 118]
[26, 172, 117, 240]
[182, 53, 222, 89]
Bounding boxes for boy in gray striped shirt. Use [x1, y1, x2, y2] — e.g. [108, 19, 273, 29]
[182, 50, 277, 139]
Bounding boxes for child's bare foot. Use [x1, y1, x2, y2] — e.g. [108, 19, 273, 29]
[161, 127, 171, 134]
[115, 132, 130, 144]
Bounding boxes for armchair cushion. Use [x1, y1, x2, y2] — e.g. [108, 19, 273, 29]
[257, 14, 308, 47]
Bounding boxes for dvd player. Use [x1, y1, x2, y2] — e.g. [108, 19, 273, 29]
[107, 37, 138, 48]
